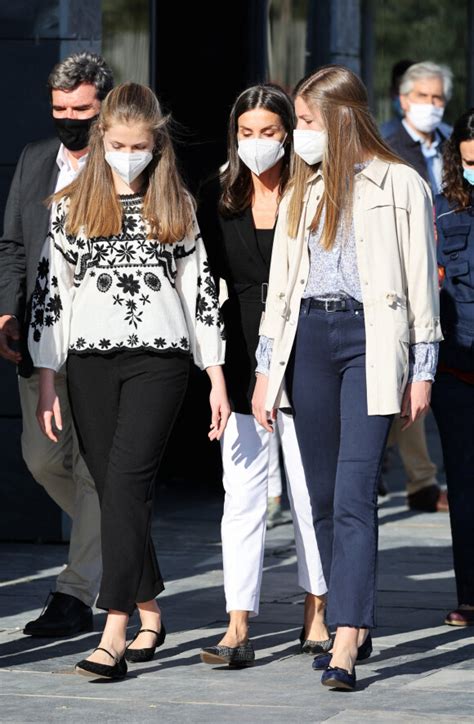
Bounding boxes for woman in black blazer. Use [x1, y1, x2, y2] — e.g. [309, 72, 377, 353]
[197, 85, 329, 669]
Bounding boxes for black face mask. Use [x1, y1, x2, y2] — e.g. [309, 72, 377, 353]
[53, 116, 98, 151]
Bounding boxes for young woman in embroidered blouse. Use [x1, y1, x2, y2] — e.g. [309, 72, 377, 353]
[197, 85, 329, 669]
[29, 82, 230, 680]
[252, 66, 442, 690]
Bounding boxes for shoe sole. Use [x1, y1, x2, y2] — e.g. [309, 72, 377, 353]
[444, 618, 473, 626]
[75, 665, 126, 680]
[321, 676, 355, 690]
[200, 652, 255, 668]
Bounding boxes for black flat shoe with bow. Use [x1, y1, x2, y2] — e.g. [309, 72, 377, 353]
[75, 647, 127, 680]
[125, 624, 166, 663]
[321, 665, 356, 691]
[312, 632, 372, 670]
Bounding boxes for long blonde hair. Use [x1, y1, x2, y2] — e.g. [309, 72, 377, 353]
[288, 65, 403, 248]
[53, 82, 193, 243]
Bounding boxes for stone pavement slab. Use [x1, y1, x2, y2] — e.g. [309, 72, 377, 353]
[1, 414, 473, 722]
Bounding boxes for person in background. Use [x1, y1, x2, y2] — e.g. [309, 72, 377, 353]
[384, 60, 452, 513]
[0, 52, 113, 638]
[432, 108, 474, 627]
[386, 60, 453, 196]
[30, 82, 230, 679]
[253, 65, 442, 690]
[198, 84, 329, 669]
[380, 59, 415, 139]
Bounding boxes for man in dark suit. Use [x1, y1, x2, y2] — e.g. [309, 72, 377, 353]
[385, 60, 451, 514]
[0, 52, 113, 636]
[386, 60, 453, 196]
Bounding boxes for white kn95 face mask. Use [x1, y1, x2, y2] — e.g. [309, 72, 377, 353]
[237, 137, 286, 176]
[105, 150, 153, 184]
[293, 129, 327, 165]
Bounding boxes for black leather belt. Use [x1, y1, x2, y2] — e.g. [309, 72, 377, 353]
[301, 297, 364, 312]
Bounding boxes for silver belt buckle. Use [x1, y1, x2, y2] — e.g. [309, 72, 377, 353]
[325, 299, 336, 312]
[261, 283, 268, 305]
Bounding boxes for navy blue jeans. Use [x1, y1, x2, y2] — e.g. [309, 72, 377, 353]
[286, 301, 393, 629]
[431, 372, 474, 605]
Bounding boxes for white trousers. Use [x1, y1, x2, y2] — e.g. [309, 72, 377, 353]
[220, 411, 327, 616]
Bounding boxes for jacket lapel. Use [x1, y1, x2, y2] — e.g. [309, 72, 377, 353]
[233, 207, 269, 276]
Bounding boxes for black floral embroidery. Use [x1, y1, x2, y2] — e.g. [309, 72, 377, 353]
[30, 195, 224, 357]
[37, 258, 49, 279]
[117, 273, 140, 296]
[97, 273, 113, 293]
[116, 242, 136, 263]
[124, 299, 143, 328]
[46, 294, 62, 319]
[144, 272, 161, 291]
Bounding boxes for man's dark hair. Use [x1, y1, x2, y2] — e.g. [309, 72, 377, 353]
[48, 51, 114, 101]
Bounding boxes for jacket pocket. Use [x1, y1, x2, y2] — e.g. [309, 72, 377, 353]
[441, 224, 470, 253]
[445, 260, 474, 302]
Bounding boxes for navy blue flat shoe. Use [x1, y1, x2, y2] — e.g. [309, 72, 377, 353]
[321, 665, 356, 691]
[312, 632, 372, 670]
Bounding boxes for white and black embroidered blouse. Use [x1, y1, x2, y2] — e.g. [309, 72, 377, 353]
[28, 193, 225, 372]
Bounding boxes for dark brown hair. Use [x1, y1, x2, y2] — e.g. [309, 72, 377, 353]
[442, 108, 474, 210]
[219, 84, 295, 217]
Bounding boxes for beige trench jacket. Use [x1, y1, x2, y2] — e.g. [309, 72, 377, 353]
[260, 158, 443, 416]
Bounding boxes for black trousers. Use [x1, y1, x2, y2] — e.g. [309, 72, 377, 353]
[431, 372, 474, 605]
[286, 303, 393, 629]
[67, 351, 190, 614]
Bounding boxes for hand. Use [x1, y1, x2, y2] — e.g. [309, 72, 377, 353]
[208, 384, 231, 441]
[400, 381, 432, 431]
[205, 365, 231, 441]
[36, 368, 62, 442]
[252, 373, 276, 432]
[0, 314, 22, 364]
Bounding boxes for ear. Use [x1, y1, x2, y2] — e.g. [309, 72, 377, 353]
[399, 94, 410, 114]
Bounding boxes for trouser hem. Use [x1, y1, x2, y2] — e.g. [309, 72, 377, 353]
[96, 578, 165, 615]
[55, 584, 97, 608]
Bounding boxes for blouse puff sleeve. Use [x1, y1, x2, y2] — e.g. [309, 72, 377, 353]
[28, 198, 76, 373]
[174, 207, 226, 370]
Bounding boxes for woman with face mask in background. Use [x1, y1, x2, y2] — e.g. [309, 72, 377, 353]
[29, 82, 230, 679]
[253, 66, 442, 690]
[431, 108, 474, 628]
[197, 84, 328, 669]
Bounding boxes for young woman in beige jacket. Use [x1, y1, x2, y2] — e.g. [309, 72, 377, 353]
[252, 66, 442, 691]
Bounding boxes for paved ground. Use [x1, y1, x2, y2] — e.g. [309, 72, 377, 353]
[1, 413, 473, 723]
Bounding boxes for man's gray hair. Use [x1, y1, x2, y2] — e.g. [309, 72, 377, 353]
[48, 51, 114, 101]
[399, 61, 453, 102]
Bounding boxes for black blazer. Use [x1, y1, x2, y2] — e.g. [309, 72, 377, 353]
[386, 123, 448, 192]
[0, 137, 60, 376]
[198, 178, 273, 414]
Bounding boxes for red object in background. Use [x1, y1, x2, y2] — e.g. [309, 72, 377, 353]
[438, 264, 446, 288]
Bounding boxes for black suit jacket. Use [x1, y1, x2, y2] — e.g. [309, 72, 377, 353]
[0, 137, 60, 376]
[197, 177, 273, 413]
[386, 123, 448, 192]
